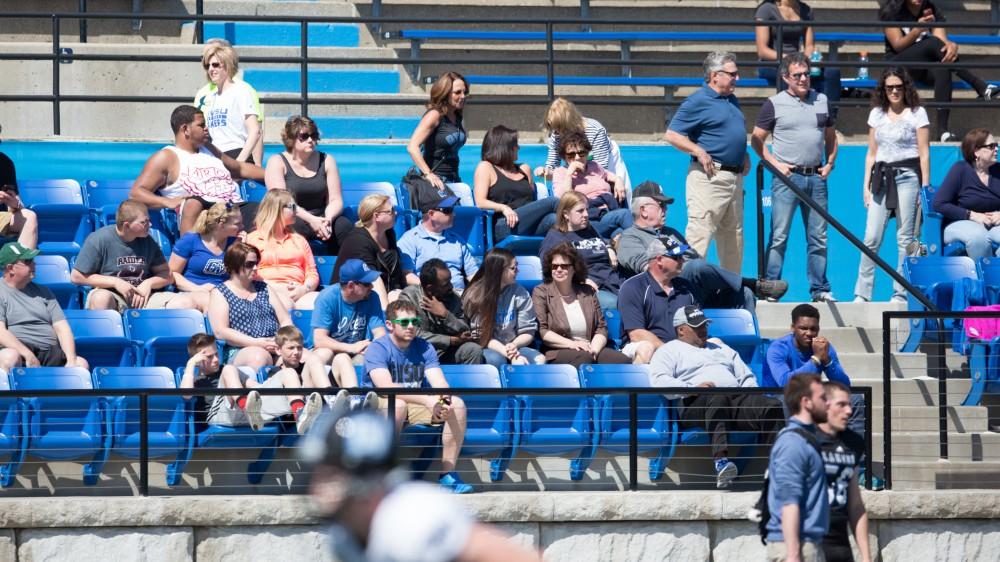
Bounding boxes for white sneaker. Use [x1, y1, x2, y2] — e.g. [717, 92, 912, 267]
[812, 291, 837, 303]
[361, 391, 380, 412]
[297, 392, 324, 435]
[940, 131, 958, 143]
[853, 296, 868, 303]
[984, 84, 1000, 101]
[326, 388, 352, 419]
[244, 391, 265, 431]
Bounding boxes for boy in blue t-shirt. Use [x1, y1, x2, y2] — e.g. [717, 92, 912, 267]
[311, 259, 386, 388]
[364, 299, 472, 494]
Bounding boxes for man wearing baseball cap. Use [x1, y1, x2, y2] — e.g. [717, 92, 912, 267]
[398, 191, 480, 293]
[0, 242, 89, 371]
[617, 180, 787, 311]
[312, 258, 387, 389]
[617, 235, 697, 364]
[648, 304, 784, 488]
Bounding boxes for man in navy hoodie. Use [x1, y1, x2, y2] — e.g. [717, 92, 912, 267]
[766, 373, 829, 562]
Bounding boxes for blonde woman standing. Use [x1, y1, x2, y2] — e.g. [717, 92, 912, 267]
[198, 44, 261, 164]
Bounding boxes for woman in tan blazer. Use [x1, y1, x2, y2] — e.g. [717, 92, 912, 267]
[532, 242, 632, 367]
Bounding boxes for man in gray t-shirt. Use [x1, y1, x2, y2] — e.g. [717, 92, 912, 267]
[70, 200, 176, 312]
[751, 52, 839, 303]
[0, 242, 88, 370]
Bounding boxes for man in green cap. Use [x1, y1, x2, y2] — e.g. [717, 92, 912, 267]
[0, 242, 88, 371]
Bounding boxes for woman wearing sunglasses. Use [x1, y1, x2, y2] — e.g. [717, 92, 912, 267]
[406, 72, 468, 190]
[532, 243, 631, 367]
[551, 131, 632, 240]
[197, 44, 261, 164]
[246, 189, 320, 309]
[264, 116, 352, 255]
[854, 67, 930, 303]
[932, 129, 1000, 259]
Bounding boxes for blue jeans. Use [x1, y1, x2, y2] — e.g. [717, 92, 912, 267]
[759, 66, 842, 118]
[483, 347, 544, 370]
[494, 197, 559, 239]
[943, 220, 1000, 259]
[592, 208, 633, 240]
[854, 168, 920, 301]
[597, 289, 618, 312]
[679, 258, 756, 315]
[766, 172, 831, 297]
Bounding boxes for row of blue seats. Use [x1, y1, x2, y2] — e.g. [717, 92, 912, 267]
[0, 363, 763, 488]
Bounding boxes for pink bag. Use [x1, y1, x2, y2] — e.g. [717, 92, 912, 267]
[964, 305, 1000, 340]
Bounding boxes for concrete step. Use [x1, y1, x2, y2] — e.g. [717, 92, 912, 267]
[888, 459, 1000, 490]
[761, 327, 887, 353]
[755, 301, 906, 329]
[873, 431, 1000, 463]
[876, 405, 990, 433]
[837, 352, 968, 380]
[853, 377, 973, 408]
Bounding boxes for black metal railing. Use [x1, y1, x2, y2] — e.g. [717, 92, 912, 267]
[1, 12, 999, 135]
[0, 385, 873, 496]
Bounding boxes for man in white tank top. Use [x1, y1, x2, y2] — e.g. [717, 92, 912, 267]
[129, 105, 265, 234]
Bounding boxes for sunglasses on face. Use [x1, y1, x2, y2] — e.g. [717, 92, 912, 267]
[787, 71, 810, 81]
[565, 150, 588, 158]
[884, 84, 904, 92]
[432, 206, 455, 215]
[390, 317, 421, 328]
[551, 262, 573, 270]
[283, 203, 297, 211]
[204, 61, 223, 69]
[296, 132, 319, 142]
[978, 143, 999, 150]
[375, 208, 397, 217]
[716, 69, 739, 78]
[242, 260, 259, 269]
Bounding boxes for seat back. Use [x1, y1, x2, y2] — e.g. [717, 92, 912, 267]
[84, 179, 177, 237]
[442, 364, 506, 428]
[241, 180, 267, 203]
[579, 364, 667, 434]
[342, 182, 398, 208]
[979, 258, 1000, 304]
[124, 309, 209, 369]
[19, 180, 92, 254]
[64, 309, 132, 367]
[11, 367, 102, 457]
[448, 207, 488, 257]
[904, 256, 978, 286]
[149, 228, 173, 258]
[315, 255, 337, 287]
[18, 179, 86, 206]
[501, 364, 587, 432]
[0, 370, 19, 458]
[93, 367, 185, 435]
[33, 255, 81, 309]
[515, 256, 543, 293]
[604, 309, 623, 349]
[290, 309, 314, 348]
[703, 308, 760, 365]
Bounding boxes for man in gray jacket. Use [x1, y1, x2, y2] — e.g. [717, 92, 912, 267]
[649, 305, 784, 488]
[616, 181, 786, 313]
[398, 259, 484, 365]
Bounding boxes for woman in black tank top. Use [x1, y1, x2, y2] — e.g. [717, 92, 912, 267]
[473, 125, 558, 240]
[406, 72, 469, 189]
[264, 116, 353, 255]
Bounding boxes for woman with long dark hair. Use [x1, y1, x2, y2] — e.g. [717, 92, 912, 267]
[854, 67, 930, 303]
[461, 248, 544, 370]
[473, 125, 558, 241]
[879, 0, 998, 141]
[406, 72, 469, 188]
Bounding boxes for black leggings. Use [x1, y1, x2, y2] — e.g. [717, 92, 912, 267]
[889, 35, 988, 135]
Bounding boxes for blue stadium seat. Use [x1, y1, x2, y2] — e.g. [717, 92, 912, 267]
[500, 364, 594, 481]
[578, 364, 673, 480]
[149, 228, 173, 259]
[90, 367, 192, 486]
[33, 255, 82, 309]
[964, 337, 1000, 406]
[0, 371, 26, 487]
[515, 256, 543, 293]
[18, 179, 92, 260]
[315, 255, 337, 286]
[901, 256, 982, 352]
[241, 180, 267, 203]
[64, 309, 135, 367]
[978, 258, 1000, 305]
[343, 181, 398, 208]
[442, 364, 515, 481]
[84, 179, 178, 240]
[10, 367, 105, 485]
[124, 309, 209, 370]
[703, 308, 764, 369]
[290, 309, 314, 348]
[920, 185, 967, 257]
[450, 207, 488, 258]
[604, 309, 623, 349]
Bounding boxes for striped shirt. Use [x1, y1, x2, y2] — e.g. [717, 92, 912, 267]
[544, 117, 612, 170]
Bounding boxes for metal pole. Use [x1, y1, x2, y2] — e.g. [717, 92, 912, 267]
[774, 23, 783, 93]
[195, 0, 204, 44]
[139, 393, 149, 497]
[756, 162, 766, 279]
[882, 312, 892, 490]
[545, 22, 555, 102]
[300, 20, 309, 116]
[863, 386, 873, 491]
[628, 392, 638, 492]
[763, 160, 938, 311]
[78, 0, 87, 43]
[936, 318, 949, 459]
[580, 0, 591, 33]
[52, 16, 61, 136]
[372, 0, 382, 36]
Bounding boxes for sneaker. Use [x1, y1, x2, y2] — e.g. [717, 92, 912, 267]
[326, 388, 352, 419]
[858, 469, 886, 491]
[890, 295, 908, 304]
[812, 291, 837, 303]
[296, 392, 324, 435]
[361, 391, 380, 412]
[439, 471, 474, 494]
[983, 84, 1000, 101]
[714, 457, 738, 489]
[244, 391, 265, 431]
[940, 131, 958, 143]
[754, 279, 789, 301]
[853, 296, 869, 303]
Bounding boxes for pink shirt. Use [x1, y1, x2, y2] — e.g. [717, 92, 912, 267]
[552, 161, 614, 200]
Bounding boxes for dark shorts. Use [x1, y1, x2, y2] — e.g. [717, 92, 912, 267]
[29, 344, 67, 367]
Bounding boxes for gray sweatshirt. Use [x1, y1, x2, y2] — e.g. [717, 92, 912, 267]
[470, 283, 537, 344]
[648, 338, 758, 398]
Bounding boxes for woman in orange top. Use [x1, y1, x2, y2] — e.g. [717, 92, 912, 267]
[246, 189, 320, 309]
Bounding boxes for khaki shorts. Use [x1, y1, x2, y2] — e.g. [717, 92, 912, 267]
[766, 541, 825, 562]
[378, 396, 434, 426]
[85, 289, 177, 313]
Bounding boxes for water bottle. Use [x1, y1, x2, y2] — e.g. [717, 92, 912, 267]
[858, 51, 869, 80]
[810, 49, 822, 78]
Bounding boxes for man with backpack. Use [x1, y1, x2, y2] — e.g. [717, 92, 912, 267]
[765, 373, 829, 562]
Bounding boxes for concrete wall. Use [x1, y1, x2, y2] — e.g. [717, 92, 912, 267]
[1, 491, 999, 561]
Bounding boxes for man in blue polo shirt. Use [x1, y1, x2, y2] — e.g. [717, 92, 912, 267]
[398, 192, 480, 293]
[617, 236, 696, 364]
[665, 51, 750, 275]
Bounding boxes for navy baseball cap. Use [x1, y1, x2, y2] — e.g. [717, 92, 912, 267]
[339, 259, 380, 284]
[645, 236, 689, 262]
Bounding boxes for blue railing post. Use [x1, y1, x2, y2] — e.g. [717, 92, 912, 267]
[78, 0, 88, 43]
[628, 392, 638, 491]
[52, 15, 61, 136]
[300, 20, 309, 116]
[756, 162, 766, 279]
[195, 0, 204, 44]
[882, 312, 893, 490]
[139, 392, 149, 497]
[580, 0, 591, 33]
[545, 22, 555, 102]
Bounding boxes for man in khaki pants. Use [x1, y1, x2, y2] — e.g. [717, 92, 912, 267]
[665, 51, 750, 274]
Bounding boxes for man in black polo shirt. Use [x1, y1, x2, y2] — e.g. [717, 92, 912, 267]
[818, 381, 872, 562]
[617, 237, 696, 364]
